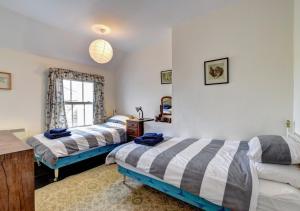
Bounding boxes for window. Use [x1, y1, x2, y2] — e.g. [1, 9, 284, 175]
[63, 80, 94, 127]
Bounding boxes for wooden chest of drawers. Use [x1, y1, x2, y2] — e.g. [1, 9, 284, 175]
[126, 120, 143, 140]
[0, 132, 34, 211]
[126, 118, 154, 140]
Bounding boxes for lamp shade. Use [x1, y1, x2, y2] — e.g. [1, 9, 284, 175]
[89, 39, 113, 64]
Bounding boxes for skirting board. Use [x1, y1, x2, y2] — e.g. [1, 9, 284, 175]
[118, 165, 229, 211]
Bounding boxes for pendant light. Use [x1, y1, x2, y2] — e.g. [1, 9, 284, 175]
[89, 25, 113, 64]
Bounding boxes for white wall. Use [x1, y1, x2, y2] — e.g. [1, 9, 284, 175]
[0, 49, 116, 136]
[172, 0, 293, 139]
[294, 0, 300, 134]
[115, 31, 173, 135]
[0, 5, 124, 71]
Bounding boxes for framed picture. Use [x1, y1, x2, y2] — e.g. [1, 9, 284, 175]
[161, 70, 172, 84]
[0, 72, 12, 90]
[204, 58, 229, 85]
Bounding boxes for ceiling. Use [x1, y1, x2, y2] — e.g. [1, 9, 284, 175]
[0, 0, 240, 68]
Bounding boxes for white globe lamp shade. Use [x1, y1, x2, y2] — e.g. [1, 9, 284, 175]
[89, 39, 113, 64]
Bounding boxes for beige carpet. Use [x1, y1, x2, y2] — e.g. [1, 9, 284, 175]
[35, 164, 198, 211]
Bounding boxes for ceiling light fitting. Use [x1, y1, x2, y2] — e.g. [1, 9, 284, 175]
[92, 24, 111, 35]
[89, 24, 113, 64]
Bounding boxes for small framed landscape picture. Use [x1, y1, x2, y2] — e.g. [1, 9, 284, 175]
[204, 58, 229, 85]
[0, 72, 12, 90]
[161, 70, 172, 84]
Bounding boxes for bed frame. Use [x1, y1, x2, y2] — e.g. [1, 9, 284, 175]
[36, 143, 121, 181]
[118, 165, 229, 211]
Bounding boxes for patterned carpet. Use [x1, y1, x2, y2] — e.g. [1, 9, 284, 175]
[35, 164, 198, 211]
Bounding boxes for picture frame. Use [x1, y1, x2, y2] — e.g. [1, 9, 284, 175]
[161, 70, 172, 84]
[204, 58, 229, 85]
[0, 72, 12, 90]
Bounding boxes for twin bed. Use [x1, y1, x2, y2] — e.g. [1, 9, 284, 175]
[106, 135, 300, 211]
[107, 137, 256, 211]
[27, 117, 300, 211]
[27, 115, 130, 181]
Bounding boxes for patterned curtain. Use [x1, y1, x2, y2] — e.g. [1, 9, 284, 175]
[45, 70, 68, 130]
[93, 81, 105, 124]
[45, 68, 105, 130]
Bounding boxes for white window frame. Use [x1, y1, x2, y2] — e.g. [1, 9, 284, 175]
[63, 80, 94, 127]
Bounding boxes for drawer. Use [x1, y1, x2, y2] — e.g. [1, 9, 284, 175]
[127, 121, 138, 128]
[127, 128, 138, 137]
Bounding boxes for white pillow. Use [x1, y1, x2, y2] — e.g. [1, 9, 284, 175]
[248, 135, 300, 164]
[255, 162, 300, 188]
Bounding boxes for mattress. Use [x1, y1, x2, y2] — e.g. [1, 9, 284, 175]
[117, 161, 300, 211]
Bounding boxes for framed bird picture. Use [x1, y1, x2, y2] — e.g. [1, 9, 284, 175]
[204, 58, 229, 85]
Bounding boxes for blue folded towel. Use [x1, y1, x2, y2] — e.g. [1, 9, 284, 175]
[134, 137, 163, 146]
[50, 128, 68, 134]
[142, 133, 163, 139]
[44, 131, 71, 139]
[134, 133, 164, 146]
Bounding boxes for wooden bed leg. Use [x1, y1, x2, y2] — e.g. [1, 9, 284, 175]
[123, 175, 126, 184]
[54, 169, 59, 182]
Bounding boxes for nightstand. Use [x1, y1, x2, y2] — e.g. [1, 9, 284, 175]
[126, 118, 154, 140]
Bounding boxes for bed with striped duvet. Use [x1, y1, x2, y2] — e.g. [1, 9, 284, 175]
[106, 137, 259, 211]
[27, 121, 126, 165]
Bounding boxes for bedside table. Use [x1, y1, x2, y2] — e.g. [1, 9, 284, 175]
[126, 118, 154, 140]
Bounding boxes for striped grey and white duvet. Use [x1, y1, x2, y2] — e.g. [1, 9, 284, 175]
[107, 137, 259, 211]
[27, 122, 126, 165]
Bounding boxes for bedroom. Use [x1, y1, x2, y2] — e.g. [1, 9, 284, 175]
[0, 0, 299, 210]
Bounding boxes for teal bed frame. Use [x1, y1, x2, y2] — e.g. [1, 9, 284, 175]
[36, 143, 121, 181]
[118, 165, 229, 211]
